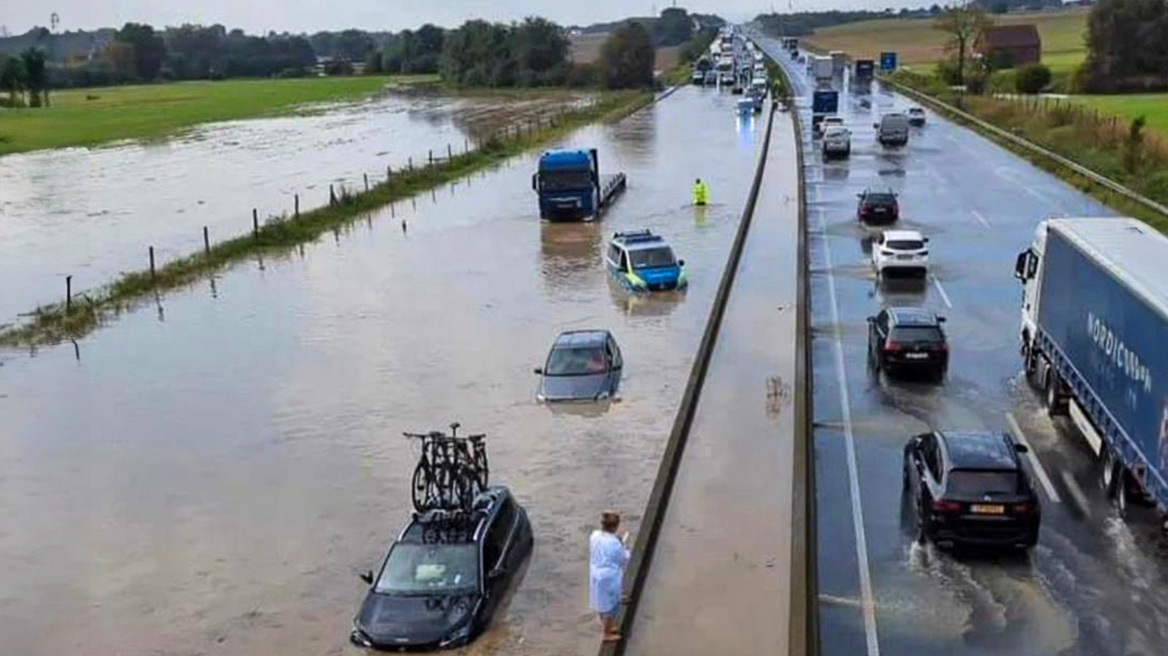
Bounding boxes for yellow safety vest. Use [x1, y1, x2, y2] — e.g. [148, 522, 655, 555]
[693, 182, 709, 205]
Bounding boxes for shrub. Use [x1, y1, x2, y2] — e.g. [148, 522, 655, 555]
[1015, 63, 1052, 94]
[1144, 170, 1168, 201]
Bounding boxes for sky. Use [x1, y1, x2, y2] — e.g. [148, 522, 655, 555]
[0, 0, 918, 35]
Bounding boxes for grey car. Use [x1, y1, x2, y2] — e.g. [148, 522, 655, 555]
[534, 330, 623, 402]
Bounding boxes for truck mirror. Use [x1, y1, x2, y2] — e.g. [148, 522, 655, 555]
[1013, 442, 1030, 454]
[1013, 251, 1028, 281]
[531, 174, 537, 191]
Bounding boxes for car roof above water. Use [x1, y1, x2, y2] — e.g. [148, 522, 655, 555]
[938, 432, 1018, 471]
[553, 330, 610, 349]
[399, 487, 513, 545]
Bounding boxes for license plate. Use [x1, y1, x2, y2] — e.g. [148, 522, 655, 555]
[970, 504, 1005, 515]
[897, 254, 914, 260]
[905, 352, 929, 360]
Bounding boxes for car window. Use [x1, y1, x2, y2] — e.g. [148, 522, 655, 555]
[922, 435, 942, 482]
[608, 245, 622, 265]
[867, 193, 896, 205]
[629, 247, 676, 269]
[877, 311, 889, 335]
[376, 544, 479, 594]
[483, 509, 513, 571]
[546, 346, 608, 376]
[886, 239, 924, 250]
[947, 470, 1020, 495]
[619, 251, 630, 272]
[890, 326, 943, 343]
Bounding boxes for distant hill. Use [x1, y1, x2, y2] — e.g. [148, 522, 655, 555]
[0, 27, 116, 61]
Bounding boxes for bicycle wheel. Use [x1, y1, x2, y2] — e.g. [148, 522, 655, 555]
[473, 447, 489, 489]
[412, 462, 432, 512]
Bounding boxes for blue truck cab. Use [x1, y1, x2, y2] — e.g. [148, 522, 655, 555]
[533, 149, 626, 221]
[604, 230, 687, 292]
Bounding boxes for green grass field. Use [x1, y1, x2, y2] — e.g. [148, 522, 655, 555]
[0, 75, 435, 155]
[1069, 94, 1168, 139]
[805, 8, 1089, 72]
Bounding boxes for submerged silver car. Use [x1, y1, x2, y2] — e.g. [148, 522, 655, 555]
[534, 330, 623, 402]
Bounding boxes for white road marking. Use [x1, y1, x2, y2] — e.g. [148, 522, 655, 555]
[1058, 470, 1092, 518]
[818, 211, 882, 656]
[970, 209, 991, 229]
[1006, 412, 1062, 504]
[1024, 186, 1056, 207]
[930, 275, 954, 309]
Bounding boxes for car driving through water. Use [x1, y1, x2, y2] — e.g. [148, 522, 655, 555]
[535, 330, 623, 402]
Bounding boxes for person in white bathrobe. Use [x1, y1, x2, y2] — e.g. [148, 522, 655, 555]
[590, 510, 630, 642]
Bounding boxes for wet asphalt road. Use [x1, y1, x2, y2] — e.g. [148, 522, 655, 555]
[0, 86, 765, 656]
[626, 105, 801, 656]
[758, 36, 1168, 656]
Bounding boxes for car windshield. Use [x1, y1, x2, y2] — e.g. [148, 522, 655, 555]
[886, 239, 924, 250]
[376, 543, 479, 595]
[865, 193, 896, 205]
[947, 470, 1019, 495]
[546, 346, 608, 376]
[540, 169, 591, 191]
[890, 326, 943, 343]
[629, 247, 676, 269]
[909, 108, 924, 115]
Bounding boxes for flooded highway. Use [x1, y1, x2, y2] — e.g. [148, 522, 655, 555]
[0, 90, 588, 325]
[761, 36, 1168, 656]
[0, 86, 766, 656]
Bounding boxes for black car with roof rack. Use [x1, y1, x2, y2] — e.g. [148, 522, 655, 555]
[903, 431, 1041, 550]
[351, 486, 533, 650]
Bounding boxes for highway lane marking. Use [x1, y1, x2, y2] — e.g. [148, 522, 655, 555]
[1058, 470, 1092, 517]
[970, 209, 991, 229]
[930, 275, 954, 309]
[1006, 412, 1062, 504]
[818, 211, 882, 656]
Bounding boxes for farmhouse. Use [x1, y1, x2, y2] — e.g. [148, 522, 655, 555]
[975, 24, 1042, 68]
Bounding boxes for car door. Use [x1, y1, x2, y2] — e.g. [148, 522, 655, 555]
[869, 310, 887, 364]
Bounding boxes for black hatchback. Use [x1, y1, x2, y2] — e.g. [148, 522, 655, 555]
[856, 188, 899, 224]
[351, 487, 533, 650]
[903, 431, 1041, 550]
[868, 307, 948, 381]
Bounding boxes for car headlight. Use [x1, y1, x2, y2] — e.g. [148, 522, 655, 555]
[439, 623, 472, 648]
[350, 621, 373, 647]
[596, 391, 610, 401]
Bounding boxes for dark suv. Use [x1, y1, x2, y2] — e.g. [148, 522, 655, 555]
[351, 487, 533, 650]
[903, 431, 1041, 550]
[867, 307, 948, 381]
[857, 188, 899, 224]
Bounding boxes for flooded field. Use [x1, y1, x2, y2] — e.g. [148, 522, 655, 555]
[0, 86, 764, 656]
[0, 90, 590, 325]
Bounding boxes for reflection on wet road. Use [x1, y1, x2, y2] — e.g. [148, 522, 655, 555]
[0, 86, 764, 655]
[760, 36, 1168, 656]
[0, 92, 585, 325]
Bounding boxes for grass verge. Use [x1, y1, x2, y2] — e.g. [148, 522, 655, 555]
[0, 75, 436, 155]
[0, 89, 653, 349]
[886, 71, 1168, 234]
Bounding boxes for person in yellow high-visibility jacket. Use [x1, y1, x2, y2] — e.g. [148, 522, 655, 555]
[692, 178, 709, 206]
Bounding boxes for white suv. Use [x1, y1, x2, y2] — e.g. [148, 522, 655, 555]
[822, 126, 851, 159]
[872, 230, 929, 278]
[814, 115, 844, 138]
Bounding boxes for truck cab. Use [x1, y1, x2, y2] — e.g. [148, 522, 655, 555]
[533, 149, 600, 221]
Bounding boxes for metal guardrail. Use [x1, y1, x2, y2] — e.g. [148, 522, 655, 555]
[596, 96, 780, 656]
[882, 76, 1168, 220]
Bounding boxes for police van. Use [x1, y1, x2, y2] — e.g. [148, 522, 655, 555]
[604, 230, 688, 292]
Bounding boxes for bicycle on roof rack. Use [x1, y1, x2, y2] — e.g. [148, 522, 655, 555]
[403, 422, 489, 513]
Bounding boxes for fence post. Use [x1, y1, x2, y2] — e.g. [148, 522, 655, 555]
[149, 246, 156, 280]
[364, 173, 369, 192]
[387, 165, 392, 182]
[203, 226, 210, 257]
[295, 193, 300, 218]
[65, 275, 72, 314]
[464, 138, 469, 154]
[447, 143, 452, 160]
[329, 184, 337, 206]
[252, 209, 259, 237]
[429, 150, 433, 164]
[408, 156, 413, 171]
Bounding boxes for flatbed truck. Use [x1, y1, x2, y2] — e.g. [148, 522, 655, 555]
[533, 149, 626, 221]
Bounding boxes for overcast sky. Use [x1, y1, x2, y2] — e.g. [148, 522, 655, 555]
[1, 0, 919, 35]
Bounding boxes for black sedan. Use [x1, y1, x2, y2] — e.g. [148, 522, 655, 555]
[535, 329, 623, 402]
[868, 307, 948, 382]
[903, 431, 1041, 550]
[856, 188, 899, 224]
[351, 487, 533, 650]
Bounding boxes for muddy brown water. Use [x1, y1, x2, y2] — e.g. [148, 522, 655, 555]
[0, 86, 764, 655]
[0, 91, 590, 326]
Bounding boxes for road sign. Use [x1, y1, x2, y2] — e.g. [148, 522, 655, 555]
[880, 51, 898, 71]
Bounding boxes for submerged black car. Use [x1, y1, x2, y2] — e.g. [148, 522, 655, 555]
[535, 330, 623, 402]
[903, 431, 1041, 550]
[351, 487, 533, 650]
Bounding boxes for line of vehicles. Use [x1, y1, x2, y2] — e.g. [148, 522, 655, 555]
[788, 41, 1168, 550]
[690, 26, 769, 115]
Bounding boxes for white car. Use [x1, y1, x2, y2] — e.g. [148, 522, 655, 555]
[822, 126, 851, 159]
[908, 107, 926, 127]
[872, 230, 929, 278]
[814, 115, 845, 137]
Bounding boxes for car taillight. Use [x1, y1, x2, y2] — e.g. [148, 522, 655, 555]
[931, 499, 963, 514]
[884, 341, 903, 353]
[933, 343, 948, 352]
[1011, 502, 1038, 515]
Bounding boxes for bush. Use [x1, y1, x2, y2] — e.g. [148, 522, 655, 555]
[935, 60, 962, 86]
[1144, 170, 1168, 201]
[1015, 63, 1052, 94]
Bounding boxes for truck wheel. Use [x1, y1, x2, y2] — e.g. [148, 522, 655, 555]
[1044, 371, 1066, 417]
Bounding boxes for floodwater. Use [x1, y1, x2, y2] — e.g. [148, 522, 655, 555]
[0, 90, 589, 326]
[0, 86, 765, 655]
